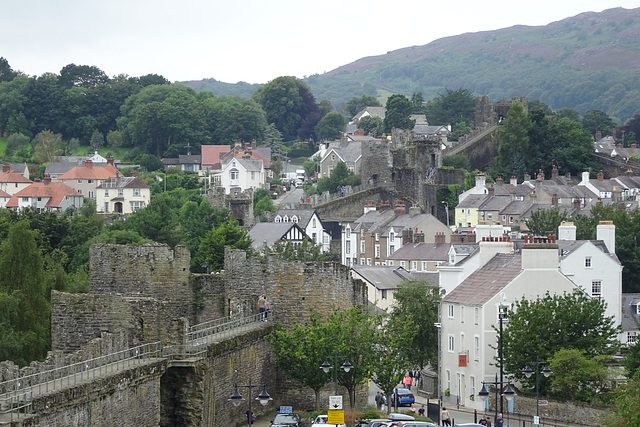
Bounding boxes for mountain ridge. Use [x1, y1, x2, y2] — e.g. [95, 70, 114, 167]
[179, 7, 640, 123]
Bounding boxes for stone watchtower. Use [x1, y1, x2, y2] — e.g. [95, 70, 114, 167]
[475, 95, 528, 127]
[208, 187, 255, 228]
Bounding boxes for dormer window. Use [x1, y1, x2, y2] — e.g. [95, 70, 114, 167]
[275, 216, 282, 223]
[292, 216, 298, 223]
[283, 215, 289, 222]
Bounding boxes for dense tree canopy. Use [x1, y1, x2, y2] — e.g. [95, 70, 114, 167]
[496, 101, 532, 175]
[525, 208, 568, 236]
[384, 94, 414, 132]
[252, 76, 320, 141]
[314, 112, 347, 140]
[501, 291, 620, 394]
[343, 94, 381, 118]
[423, 88, 475, 126]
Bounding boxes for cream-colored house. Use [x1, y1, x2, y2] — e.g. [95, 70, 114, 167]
[96, 176, 150, 214]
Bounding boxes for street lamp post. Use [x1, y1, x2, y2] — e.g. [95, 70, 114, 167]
[477, 375, 516, 424]
[523, 357, 552, 426]
[433, 300, 442, 403]
[228, 370, 272, 427]
[320, 350, 353, 396]
[498, 301, 508, 416]
[442, 201, 449, 228]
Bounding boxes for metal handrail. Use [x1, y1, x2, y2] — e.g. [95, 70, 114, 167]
[187, 310, 274, 343]
[0, 342, 161, 409]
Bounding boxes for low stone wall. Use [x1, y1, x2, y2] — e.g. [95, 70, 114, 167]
[512, 393, 607, 426]
[22, 359, 168, 427]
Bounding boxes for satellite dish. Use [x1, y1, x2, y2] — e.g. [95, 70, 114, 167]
[440, 288, 447, 296]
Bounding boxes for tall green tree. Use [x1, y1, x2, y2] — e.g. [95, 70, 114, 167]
[384, 94, 414, 132]
[0, 220, 50, 365]
[624, 341, 640, 379]
[32, 129, 64, 164]
[58, 64, 109, 89]
[496, 101, 532, 174]
[198, 95, 267, 144]
[525, 208, 568, 236]
[423, 88, 475, 126]
[501, 291, 620, 394]
[604, 372, 640, 427]
[0, 57, 17, 83]
[314, 112, 347, 140]
[548, 348, 613, 403]
[357, 115, 384, 137]
[252, 76, 320, 141]
[582, 109, 616, 138]
[192, 220, 253, 272]
[389, 281, 440, 370]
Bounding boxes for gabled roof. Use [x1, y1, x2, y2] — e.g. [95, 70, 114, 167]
[443, 253, 522, 305]
[500, 200, 533, 216]
[0, 170, 32, 184]
[6, 181, 82, 208]
[457, 194, 489, 209]
[478, 195, 511, 211]
[351, 106, 386, 122]
[274, 208, 318, 228]
[323, 140, 362, 163]
[58, 161, 119, 180]
[201, 145, 231, 166]
[179, 154, 201, 164]
[230, 158, 263, 172]
[248, 222, 305, 250]
[351, 265, 430, 290]
[388, 242, 450, 262]
[0, 188, 10, 198]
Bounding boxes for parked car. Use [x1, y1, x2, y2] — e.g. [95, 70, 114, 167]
[271, 413, 301, 427]
[391, 388, 415, 406]
[311, 414, 346, 427]
[389, 422, 436, 427]
[354, 420, 393, 427]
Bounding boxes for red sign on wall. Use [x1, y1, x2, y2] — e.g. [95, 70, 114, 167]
[459, 354, 467, 367]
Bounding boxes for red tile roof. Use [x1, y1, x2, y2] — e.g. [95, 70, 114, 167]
[0, 170, 33, 184]
[201, 145, 231, 166]
[58, 160, 119, 180]
[6, 180, 83, 209]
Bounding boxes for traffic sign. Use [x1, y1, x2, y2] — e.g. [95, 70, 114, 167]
[279, 406, 292, 413]
[329, 395, 343, 410]
[538, 399, 549, 406]
[533, 415, 540, 425]
[328, 409, 345, 424]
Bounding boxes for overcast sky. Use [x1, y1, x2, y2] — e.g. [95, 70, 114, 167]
[2, 1, 638, 84]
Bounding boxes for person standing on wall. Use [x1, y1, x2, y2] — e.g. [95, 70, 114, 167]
[258, 295, 266, 321]
[264, 297, 271, 321]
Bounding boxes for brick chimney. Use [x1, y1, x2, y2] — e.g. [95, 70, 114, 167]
[496, 176, 504, 186]
[565, 171, 572, 180]
[414, 230, 425, 243]
[85, 159, 93, 169]
[597, 170, 604, 181]
[613, 186, 622, 203]
[632, 143, 637, 149]
[551, 193, 558, 208]
[402, 229, 413, 245]
[43, 174, 51, 185]
[551, 165, 558, 179]
[2, 164, 9, 173]
[251, 139, 257, 150]
[466, 232, 476, 243]
[510, 188, 516, 201]
[537, 169, 545, 181]
[434, 232, 446, 244]
[394, 200, 406, 216]
[107, 156, 114, 165]
[524, 172, 531, 182]
[379, 200, 391, 212]
[573, 198, 580, 210]
[627, 168, 634, 175]
[596, 131, 602, 140]
[450, 233, 462, 243]
[488, 185, 494, 197]
[364, 200, 376, 214]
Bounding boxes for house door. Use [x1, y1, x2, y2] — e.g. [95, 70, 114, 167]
[114, 202, 123, 213]
[460, 374, 466, 406]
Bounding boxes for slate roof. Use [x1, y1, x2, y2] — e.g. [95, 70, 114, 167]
[413, 125, 448, 136]
[179, 154, 201, 164]
[500, 200, 533, 216]
[387, 242, 450, 262]
[248, 222, 305, 251]
[325, 140, 362, 163]
[457, 194, 489, 209]
[479, 195, 512, 211]
[442, 253, 522, 305]
[351, 265, 430, 290]
[557, 239, 620, 263]
[8, 163, 28, 176]
[274, 208, 317, 228]
[493, 184, 533, 198]
[97, 177, 150, 189]
[621, 293, 640, 331]
[6, 181, 82, 208]
[382, 213, 436, 236]
[230, 158, 263, 172]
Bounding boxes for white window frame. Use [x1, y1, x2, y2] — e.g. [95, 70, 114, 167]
[474, 307, 479, 325]
[474, 335, 480, 361]
[448, 334, 455, 352]
[592, 280, 602, 297]
[460, 306, 465, 323]
[585, 257, 592, 268]
[448, 304, 454, 318]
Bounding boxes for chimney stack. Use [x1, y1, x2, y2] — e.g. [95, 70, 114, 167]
[597, 170, 604, 181]
[434, 232, 446, 244]
[558, 221, 576, 241]
[85, 159, 93, 169]
[488, 185, 495, 197]
[43, 174, 51, 185]
[496, 176, 504, 186]
[510, 175, 517, 186]
[394, 200, 406, 216]
[597, 221, 616, 254]
[551, 194, 558, 208]
[552, 165, 558, 179]
[2, 164, 9, 173]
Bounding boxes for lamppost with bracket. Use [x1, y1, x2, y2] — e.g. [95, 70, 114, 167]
[477, 374, 516, 425]
[320, 350, 353, 396]
[228, 369, 273, 427]
[523, 357, 552, 426]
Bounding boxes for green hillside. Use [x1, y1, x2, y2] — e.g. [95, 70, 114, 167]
[178, 7, 640, 123]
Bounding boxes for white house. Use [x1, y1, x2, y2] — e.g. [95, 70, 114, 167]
[5, 175, 84, 212]
[439, 238, 581, 412]
[96, 176, 151, 214]
[248, 222, 307, 252]
[274, 208, 330, 252]
[220, 158, 266, 194]
[557, 221, 623, 340]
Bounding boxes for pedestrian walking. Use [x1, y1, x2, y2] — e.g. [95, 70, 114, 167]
[495, 413, 504, 427]
[264, 297, 270, 321]
[441, 406, 451, 426]
[375, 391, 383, 411]
[258, 295, 266, 321]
